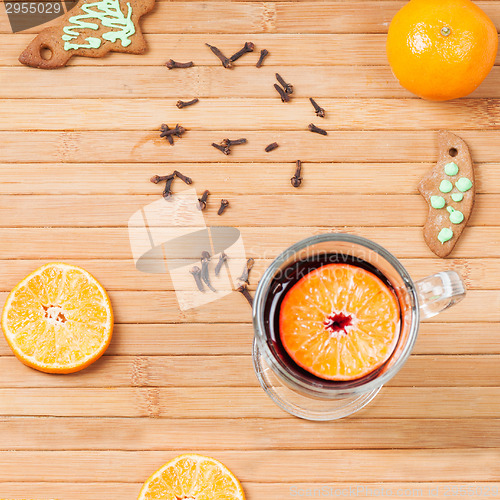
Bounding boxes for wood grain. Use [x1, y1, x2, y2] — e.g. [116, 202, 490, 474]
[3, 162, 500, 195]
[0, 483, 499, 500]
[1, 227, 500, 259]
[0, 417, 497, 450]
[3, 130, 500, 163]
[0, 353, 497, 387]
[0, 449, 498, 482]
[3, 2, 500, 35]
[1, 66, 500, 98]
[3, 98, 500, 131]
[1, 0, 500, 496]
[0, 386, 498, 418]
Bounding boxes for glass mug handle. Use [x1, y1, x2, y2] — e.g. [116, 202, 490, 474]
[415, 270, 466, 320]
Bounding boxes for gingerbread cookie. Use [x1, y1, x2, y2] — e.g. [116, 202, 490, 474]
[19, 0, 155, 69]
[419, 131, 475, 258]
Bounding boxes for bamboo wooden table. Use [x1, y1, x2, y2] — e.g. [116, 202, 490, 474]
[1, 1, 500, 499]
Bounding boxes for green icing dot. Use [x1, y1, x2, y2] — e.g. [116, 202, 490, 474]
[444, 162, 459, 176]
[451, 192, 464, 202]
[439, 180, 453, 193]
[449, 210, 464, 224]
[438, 227, 453, 244]
[430, 195, 446, 209]
[456, 177, 473, 192]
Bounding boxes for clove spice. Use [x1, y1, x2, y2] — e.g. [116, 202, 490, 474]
[160, 124, 186, 145]
[160, 124, 186, 137]
[205, 43, 232, 68]
[159, 124, 174, 145]
[173, 170, 193, 185]
[265, 142, 279, 153]
[218, 199, 229, 215]
[256, 49, 269, 68]
[309, 98, 325, 118]
[308, 123, 327, 135]
[221, 138, 247, 147]
[190, 266, 205, 292]
[150, 174, 173, 184]
[150, 173, 175, 198]
[166, 59, 194, 69]
[201, 251, 216, 292]
[229, 42, 255, 62]
[215, 251, 227, 277]
[162, 175, 175, 199]
[212, 143, 231, 155]
[237, 284, 254, 307]
[276, 73, 293, 94]
[198, 190, 210, 210]
[291, 160, 302, 188]
[274, 83, 290, 103]
[176, 98, 199, 109]
[213, 138, 247, 155]
[238, 258, 255, 284]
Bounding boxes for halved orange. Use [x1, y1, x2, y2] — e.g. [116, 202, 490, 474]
[1, 263, 113, 374]
[138, 454, 245, 500]
[279, 264, 400, 381]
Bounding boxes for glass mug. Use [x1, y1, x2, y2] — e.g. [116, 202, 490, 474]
[252, 234, 466, 421]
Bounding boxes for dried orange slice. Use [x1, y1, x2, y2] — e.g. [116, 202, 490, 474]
[1, 263, 113, 374]
[279, 264, 400, 381]
[138, 454, 245, 500]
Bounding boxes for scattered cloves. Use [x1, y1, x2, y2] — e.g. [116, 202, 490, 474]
[238, 258, 255, 284]
[221, 138, 247, 147]
[198, 190, 210, 210]
[159, 124, 174, 145]
[265, 142, 279, 153]
[308, 123, 327, 136]
[215, 251, 227, 277]
[173, 170, 193, 185]
[230, 42, 255, 63]
[176, 98, 199, 109]
[309, 98, 325, 118]
[237, 284, 254, 307]
[256, 49, 269, 68]
[201, 251, 216, 292]
[190, 266, 205, 293]
[218, 199, 229, 215]
[276, 73, 293, 94]
[206, 43, 232, 68]
[166, 59, 194, 70]
[212, 143, 231, 155]
[274, 83, 290, 103]
[291, 160, 302, 188]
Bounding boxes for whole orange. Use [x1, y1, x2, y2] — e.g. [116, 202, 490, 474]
[387, 0, 498, 101]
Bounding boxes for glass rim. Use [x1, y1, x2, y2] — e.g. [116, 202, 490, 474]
[252, 233, 420, 398]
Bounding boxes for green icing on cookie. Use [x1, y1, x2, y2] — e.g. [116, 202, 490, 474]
[456, 177, 473, 193]
[451, 192, 464, 202]
[437, 228, 453, 244]
[62, 0, 136, 51]
[444, 162, 459, 176]
[449, 210, 464, 224]
[439, 179, 453, 193]
[430, 195, 446, 209]
[446, 206, 464, 224]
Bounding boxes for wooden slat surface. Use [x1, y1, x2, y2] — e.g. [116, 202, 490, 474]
[1, 0, 499, 498]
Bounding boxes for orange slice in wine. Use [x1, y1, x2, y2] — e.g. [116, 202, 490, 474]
[279, 263, 400, 381]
